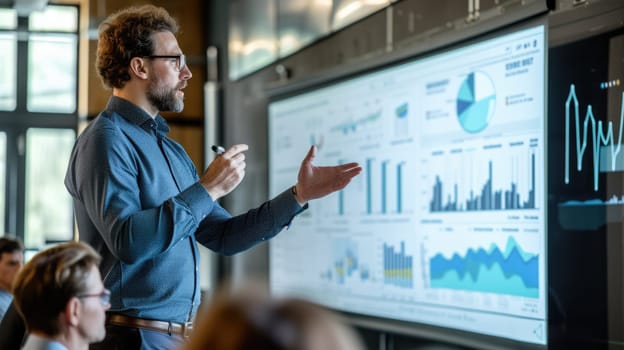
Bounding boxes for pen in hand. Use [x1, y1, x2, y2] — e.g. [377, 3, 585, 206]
[211, 145, 225, 155]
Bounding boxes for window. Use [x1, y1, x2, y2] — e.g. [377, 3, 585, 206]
[0, 5, 78, 250]
[0, 132, 5, 234]
[24, 128, 75, 248]
[27, 6, 78, 113]
[29, 6, 77, 31]
[28, 34, 77, 113]
[0, 9, 16, 30]
[0, 32, 17, 111]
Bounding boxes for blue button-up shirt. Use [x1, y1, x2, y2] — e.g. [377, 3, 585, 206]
[22, 334, 69, 350]
[65, 96, 304, 323]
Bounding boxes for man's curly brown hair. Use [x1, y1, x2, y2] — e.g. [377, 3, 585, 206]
[96, 5, 179, 89]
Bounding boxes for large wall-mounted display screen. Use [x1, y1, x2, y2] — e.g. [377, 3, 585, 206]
[268, 23, 546, 346]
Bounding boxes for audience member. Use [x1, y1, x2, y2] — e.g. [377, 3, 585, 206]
[12, 241, 109, 350]
[183, 284, 365, 350]
[0, 236, 23, 320]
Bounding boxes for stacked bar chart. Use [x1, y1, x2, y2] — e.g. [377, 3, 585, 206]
[383, 241, 414, 288]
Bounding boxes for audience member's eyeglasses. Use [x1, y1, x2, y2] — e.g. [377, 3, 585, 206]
[77, 289, 111, 306]
[143, 54, 186, 72]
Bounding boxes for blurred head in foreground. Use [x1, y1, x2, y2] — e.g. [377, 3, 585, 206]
[184, 284, 364, 350]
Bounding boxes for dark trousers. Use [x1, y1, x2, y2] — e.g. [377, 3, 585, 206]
[90, 324, 185, 350]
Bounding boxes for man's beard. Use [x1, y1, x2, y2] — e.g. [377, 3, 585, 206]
[147, 78, 184, 112]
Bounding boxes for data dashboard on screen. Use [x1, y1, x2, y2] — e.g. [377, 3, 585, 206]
[268, 24, 546, 346]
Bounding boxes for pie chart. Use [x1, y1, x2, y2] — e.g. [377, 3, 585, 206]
[456, 71, 496, 133]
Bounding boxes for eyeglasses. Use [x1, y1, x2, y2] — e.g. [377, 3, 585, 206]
[77, 289, 111, 306]
[143, 54, 186, 72]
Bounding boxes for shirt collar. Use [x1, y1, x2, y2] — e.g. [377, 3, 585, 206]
[105, 96, 170, 136]
[23, 334, 69, 350]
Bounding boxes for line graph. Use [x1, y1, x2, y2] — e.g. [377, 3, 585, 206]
[565, 84, 624, 191]
[330, 110, 382, 134]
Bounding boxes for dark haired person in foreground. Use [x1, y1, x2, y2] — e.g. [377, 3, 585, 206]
[13, 241, 108, 350]
[63, 4, 361, 349]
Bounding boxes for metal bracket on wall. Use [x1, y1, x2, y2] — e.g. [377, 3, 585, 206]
[275, 64, 291, 82]
[467, 0, 481, 22]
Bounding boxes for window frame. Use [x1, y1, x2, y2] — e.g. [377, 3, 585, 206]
[0, 4, 79, 247]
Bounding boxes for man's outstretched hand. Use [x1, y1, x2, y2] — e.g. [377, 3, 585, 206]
[292, 145, 362, 205]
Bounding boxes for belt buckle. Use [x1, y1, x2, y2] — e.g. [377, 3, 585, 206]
[182, 322, 193, 338]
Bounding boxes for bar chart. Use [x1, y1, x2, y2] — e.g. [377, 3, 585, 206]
[426, 141, 539, 213]
[383, 241, 414, 288]
[359, 158, 407, 216]
[430, 154, 536, 212]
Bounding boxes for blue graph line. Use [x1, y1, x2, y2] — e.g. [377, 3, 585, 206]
[331, 110, 382, 134]
[565, 84, 624, 191]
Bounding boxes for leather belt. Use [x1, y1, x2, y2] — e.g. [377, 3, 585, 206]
[107, 313, 193, 338]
